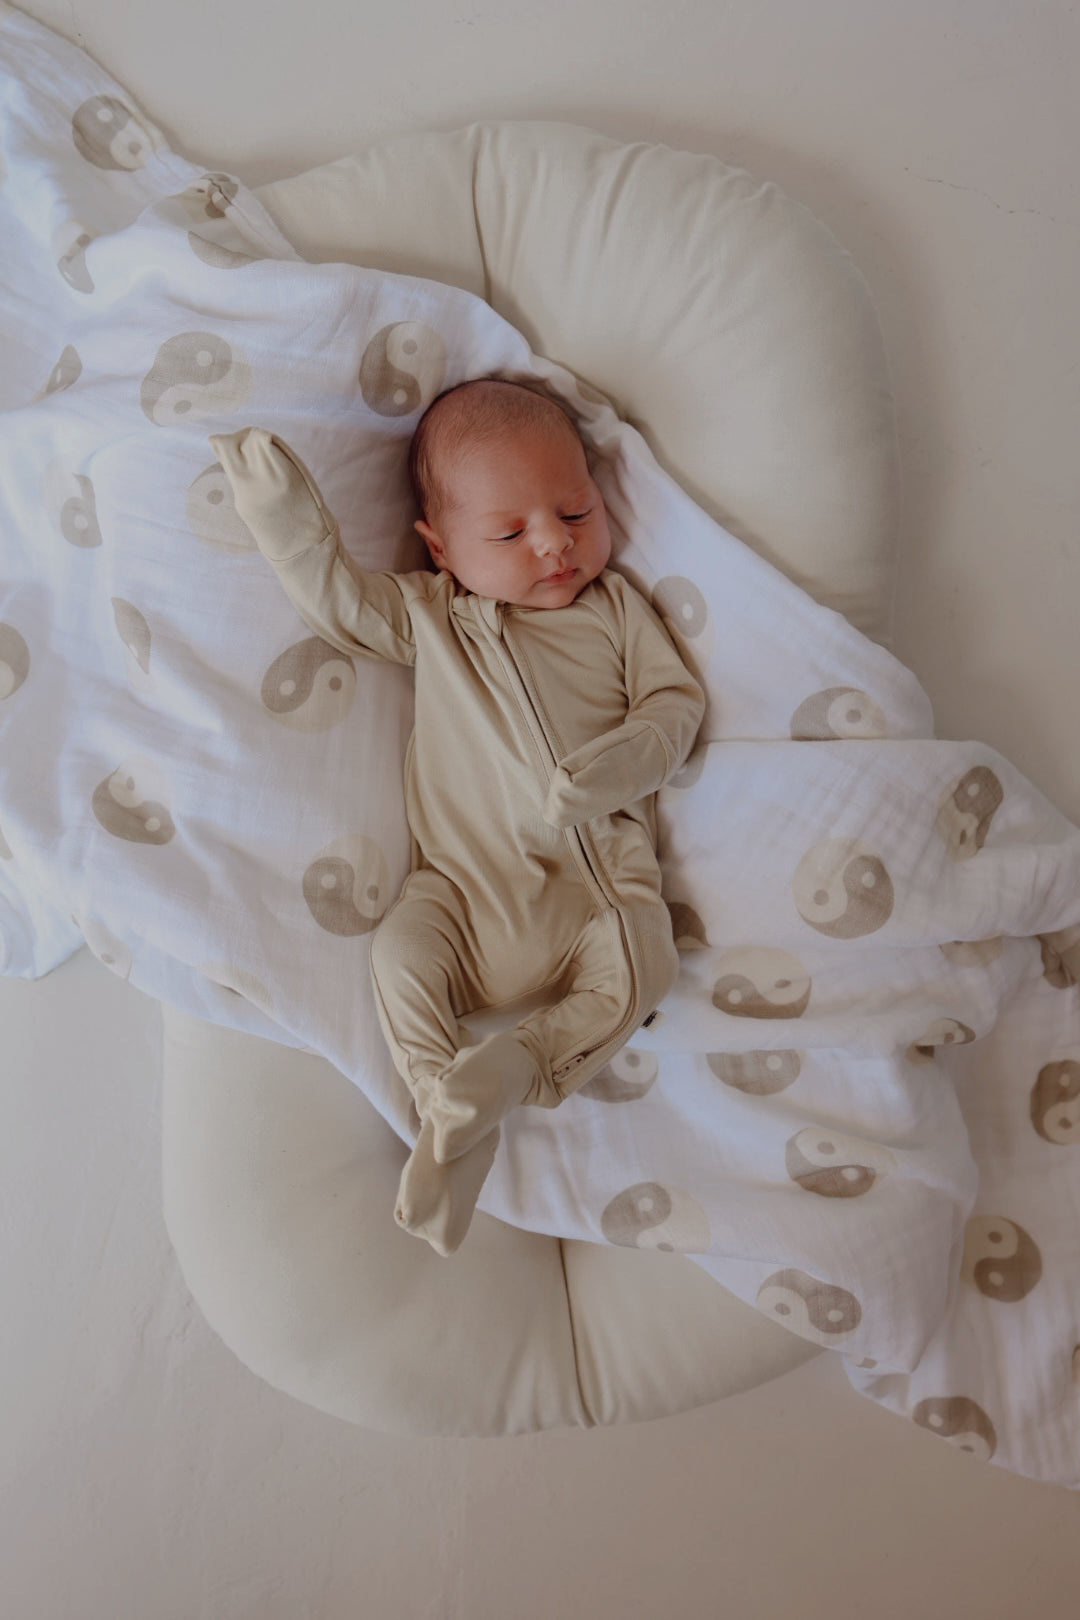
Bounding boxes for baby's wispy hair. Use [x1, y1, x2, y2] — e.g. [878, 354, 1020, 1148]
[408, 376, 582, 526]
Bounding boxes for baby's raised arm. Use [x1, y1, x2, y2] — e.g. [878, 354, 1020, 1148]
[210, 428, 416, 666]
[543, 577, 705, 828]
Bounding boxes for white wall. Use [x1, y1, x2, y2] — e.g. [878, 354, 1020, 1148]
[3, 2, 1079, 1615]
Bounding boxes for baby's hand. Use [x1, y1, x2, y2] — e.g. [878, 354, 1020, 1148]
[542, 720, 671, 827]
[542, 765, 594, 829]
[209, 427, 337, 563]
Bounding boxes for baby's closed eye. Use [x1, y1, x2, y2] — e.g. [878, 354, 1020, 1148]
[489, 510, 592, 543]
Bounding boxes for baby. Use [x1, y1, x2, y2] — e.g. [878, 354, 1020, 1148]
[211, 378, 704, 1255]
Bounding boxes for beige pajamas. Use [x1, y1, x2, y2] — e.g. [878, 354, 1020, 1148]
[212, 428, 705, 1254]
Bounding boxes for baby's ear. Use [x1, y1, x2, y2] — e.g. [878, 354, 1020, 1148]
[414, 517, 444, 562]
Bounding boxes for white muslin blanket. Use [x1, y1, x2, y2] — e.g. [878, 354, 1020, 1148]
[2, 8, 1079, 1485]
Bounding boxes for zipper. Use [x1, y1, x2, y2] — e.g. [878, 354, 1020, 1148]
[482, 605, 645, 1079]
[489, 609, 612, 910]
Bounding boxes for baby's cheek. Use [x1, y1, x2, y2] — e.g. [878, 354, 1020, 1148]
[589, 511, 613, 568]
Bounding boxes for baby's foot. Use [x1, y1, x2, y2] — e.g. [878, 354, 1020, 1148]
[430, 1030, 548, 1165]
[395, 1116, 500, 1256]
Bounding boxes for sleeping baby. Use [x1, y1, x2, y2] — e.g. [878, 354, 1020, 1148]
[211, 378, 704, 1256]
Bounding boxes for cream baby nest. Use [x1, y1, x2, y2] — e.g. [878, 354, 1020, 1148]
[161, 120, 901, 1436]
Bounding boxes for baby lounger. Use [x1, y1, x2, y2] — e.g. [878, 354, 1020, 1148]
[162, 121, 901, 1435]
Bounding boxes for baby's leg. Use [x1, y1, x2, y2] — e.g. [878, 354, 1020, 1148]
[393, 1117, 501, 1257]
[426, 1025, 556, 1164]
[427, 911, 627, 1164]
[373, 871, 563, 1161]
[369, 869, 479, 1106]
[433, 896, 679, 1166]
[371, 871, 519, 1253]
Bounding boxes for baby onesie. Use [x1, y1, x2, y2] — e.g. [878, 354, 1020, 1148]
[212, 428, 705, 1254]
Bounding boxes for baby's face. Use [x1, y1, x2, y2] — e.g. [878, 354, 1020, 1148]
[415, 422, 612, 609]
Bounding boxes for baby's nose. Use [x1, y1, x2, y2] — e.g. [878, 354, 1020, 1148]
[534, 519, 573, 556]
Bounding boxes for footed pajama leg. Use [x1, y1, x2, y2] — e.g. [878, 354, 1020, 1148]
[370, 872, 550, 1253]
[394, 1117, 501, 1257]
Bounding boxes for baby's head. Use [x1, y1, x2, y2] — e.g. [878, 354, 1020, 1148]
[408, 377, 611, 609]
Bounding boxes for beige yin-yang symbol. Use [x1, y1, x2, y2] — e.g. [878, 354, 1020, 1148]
[961, 1214, 1042, 1303]
[0, 623, 30, 701]
[52, 220, 96, 293]
[91, 755, 175, 845]
[712, 946, 811, 1020]
[940, 937, 1003, 969]
[667, 900, 708, 950]
[197, 962, 276, 1021]
[140, 332, 252, 425]
[359, 322, 447, 416]
[579, 1048, 659, 1103]
[186, 461, 256, 552]
[936, 766, 1004, 861]
[652, 575, 715, 678]
[261, 638, 356, 731]
[172, 173, 256, 268]
[707, 1049, 802, 1095]
[71, 911, 132, 980]
[59, 475, 102, 547]
[906, 1017, 976, 1066]
[111, 598, 153, 694]
[756, 1268, 862, 1345]
[174, 172, 239, 223]
[72, 94, 155, 170]
[912, 1396, 996, 1461]
[1040, 925, 1080, 988]
[790, 687, 888, 740]
[303, 835, 390, 936]
[36, 345, 82, 400]
[785, 1128, 895, 1198]
[1029, 1059, 1080, 1144]
[792, 837, 894, 938]
[43, 459, 102, 549]
[1040, 937, 1075, 989]
[188, 234, 257, 270]
[600, 1182, 711, 1252]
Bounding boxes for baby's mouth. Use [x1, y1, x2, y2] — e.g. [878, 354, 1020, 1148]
[543, 567, 577, 582]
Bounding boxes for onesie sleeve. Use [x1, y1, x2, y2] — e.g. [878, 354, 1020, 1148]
[210, 427, 417, 666]
[543, 572, 705, 828]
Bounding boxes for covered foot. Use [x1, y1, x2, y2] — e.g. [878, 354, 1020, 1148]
[394, 1116, 500, 1257]
[430, 1029, 551, 1166]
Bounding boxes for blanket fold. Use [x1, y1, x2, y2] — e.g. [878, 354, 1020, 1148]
[1, 5, 1078, 1485]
